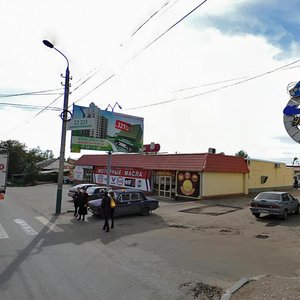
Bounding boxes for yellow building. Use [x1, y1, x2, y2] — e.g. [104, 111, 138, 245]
[247, 159, 293, 192]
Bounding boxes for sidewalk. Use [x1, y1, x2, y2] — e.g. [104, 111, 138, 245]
[227, 275, 300, 300]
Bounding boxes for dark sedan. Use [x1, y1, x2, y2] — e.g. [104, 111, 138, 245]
[88, 189, 159, 217]
[250, 191, 299, 220]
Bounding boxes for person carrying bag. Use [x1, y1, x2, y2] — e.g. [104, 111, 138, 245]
[109, 191, 116, 229]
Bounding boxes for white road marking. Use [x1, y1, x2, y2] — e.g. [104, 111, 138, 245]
[35, 216, 64, 233]
[0, 223, 9, 239]
[14, 219, 38, 236]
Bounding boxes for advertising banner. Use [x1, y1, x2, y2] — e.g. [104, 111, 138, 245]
[93, 166, 151, 191]
[70, 103, 144, 153]
[176, 171, 200, 198]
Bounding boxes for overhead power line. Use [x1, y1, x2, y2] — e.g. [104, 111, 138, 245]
[71, 73, 116, 107]
[131, 0, 208, 59]
[126, 58, 300, 110]
[33, 93, 64, 118]
[0, 103, 61, 111]
[2, 0, 208, 135]
[72, 0, 208, 105]
[131, 0, 172, 37]
[0, 88, 63, 98]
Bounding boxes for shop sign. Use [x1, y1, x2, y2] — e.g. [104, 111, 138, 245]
[93, 167, 151, 191]
[176, 171, 200, 198]
[143, 143, 160, 153]
[154, 170, 174, 176]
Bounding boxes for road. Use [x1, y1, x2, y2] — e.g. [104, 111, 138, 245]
[1, 184, 300, 300]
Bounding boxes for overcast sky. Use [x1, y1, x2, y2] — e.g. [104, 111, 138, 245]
[1, 0, 300, 164]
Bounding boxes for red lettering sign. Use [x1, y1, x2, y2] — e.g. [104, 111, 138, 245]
[94, 167, 149, 179]
[115, 120, 131, 132]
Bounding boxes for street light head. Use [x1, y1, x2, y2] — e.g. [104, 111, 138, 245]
[43, 40, 54, 48]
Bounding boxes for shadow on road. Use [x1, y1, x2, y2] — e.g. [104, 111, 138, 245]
[253, 213, 300, 228]
[0, 211, 167, 289]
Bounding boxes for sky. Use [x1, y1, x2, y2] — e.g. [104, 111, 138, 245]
[1, 0, 300, 165]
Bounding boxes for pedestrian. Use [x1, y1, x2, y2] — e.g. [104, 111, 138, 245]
[109, 190, 116, 229]
[77, 188, 89, 221]
[101, 191, 111, 232]
[73, 187, 81, 217]
[294, 177, 299, 189]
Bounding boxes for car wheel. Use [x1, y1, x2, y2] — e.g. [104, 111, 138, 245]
[253, 213, 260, 218]
[282, 209, 288, 220]
[295, 205, 300, 215]
[141, 207, 150, 216]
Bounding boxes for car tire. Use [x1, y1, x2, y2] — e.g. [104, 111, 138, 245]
[282, 209, 288, 220]
[253, 213, 260, 218]
[141, 207, 150, 216]
[295, 205, 300, 215]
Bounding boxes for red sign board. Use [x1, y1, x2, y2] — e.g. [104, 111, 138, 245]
[94, 167, 149, 179]
[115, 120, 132, 132]
[143, 143, 160, 153]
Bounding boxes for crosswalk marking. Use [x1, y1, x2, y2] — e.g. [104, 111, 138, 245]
[2, 216, 64, 239]
[14, 219, 38, 236]
[0, 223, 9, 239]
[35, 216, 64, 233]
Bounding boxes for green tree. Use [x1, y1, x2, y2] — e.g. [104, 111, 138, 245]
[0, 140, 27, 178]
[235, 150, 249, 159]
[23, 162, 39, 185]
[0, 139, 53, 183]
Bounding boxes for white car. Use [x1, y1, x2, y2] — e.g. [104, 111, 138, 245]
[86, 186, 108, 200]
[68, 183, 99, 198]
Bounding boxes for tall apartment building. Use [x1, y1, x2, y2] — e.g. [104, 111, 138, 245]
[80, 102, 108, 138]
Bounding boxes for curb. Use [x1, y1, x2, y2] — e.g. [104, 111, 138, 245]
[220, 275, 266, 300]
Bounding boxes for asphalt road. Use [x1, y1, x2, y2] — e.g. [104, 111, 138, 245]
[1, 184, 300, 300]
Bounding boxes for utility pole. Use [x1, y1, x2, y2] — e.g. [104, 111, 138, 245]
[43, 40, 71, 214]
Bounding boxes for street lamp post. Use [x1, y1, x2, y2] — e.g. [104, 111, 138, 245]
[43, 40, 70, 214]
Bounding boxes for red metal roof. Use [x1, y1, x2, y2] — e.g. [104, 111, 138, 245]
[75, 153, 249, 173]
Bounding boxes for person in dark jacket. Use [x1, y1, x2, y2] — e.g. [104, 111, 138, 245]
[101, 191, 111, 232]
[73, 187, 81, 217]
[77, 189, 89, 221]
[294, 177, 299, 189]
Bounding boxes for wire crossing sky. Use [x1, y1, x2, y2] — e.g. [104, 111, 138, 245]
[1, 0, 300, 164]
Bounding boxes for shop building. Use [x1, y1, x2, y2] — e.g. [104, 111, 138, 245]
[248, 159, 293, 192]
[74, 152, 250, 199]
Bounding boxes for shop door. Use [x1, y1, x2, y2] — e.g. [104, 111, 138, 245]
[159, 176, 171, 198]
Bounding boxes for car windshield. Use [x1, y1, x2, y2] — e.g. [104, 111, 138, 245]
[255, 193, 281, 201]
[86, 187, 96, 193]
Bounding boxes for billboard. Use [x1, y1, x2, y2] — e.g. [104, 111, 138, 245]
[70, 103, 144, 153]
